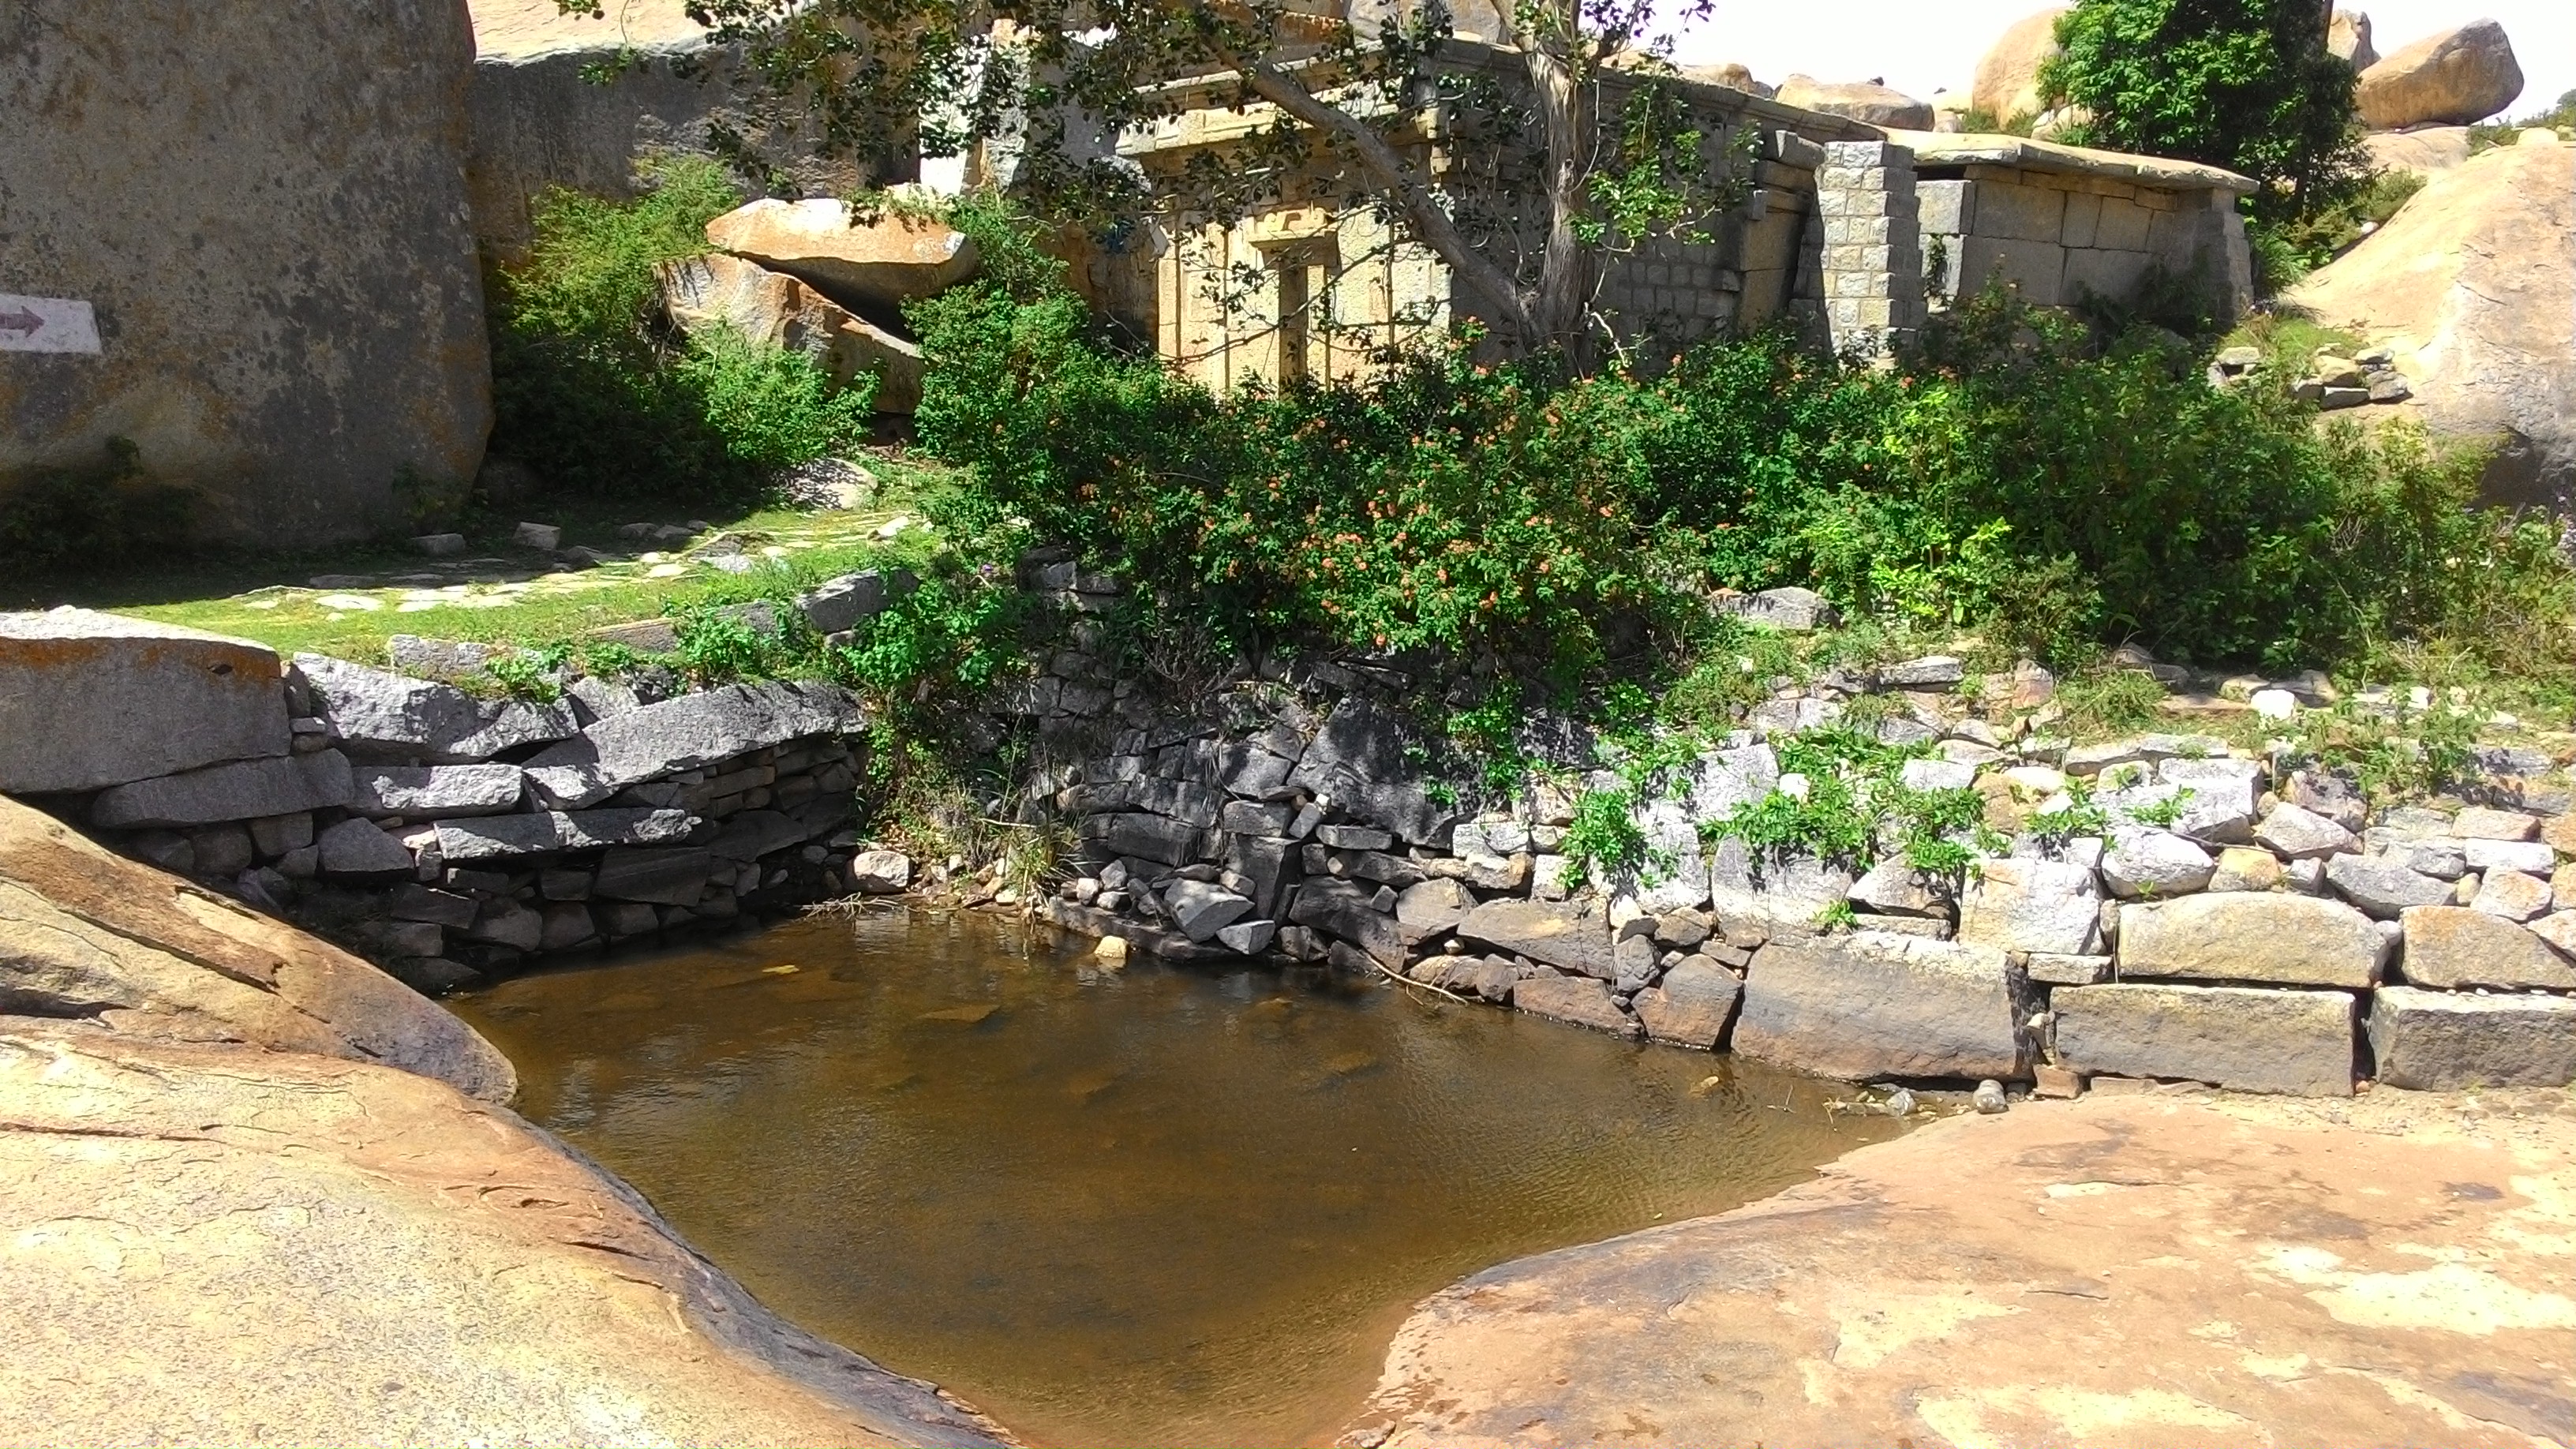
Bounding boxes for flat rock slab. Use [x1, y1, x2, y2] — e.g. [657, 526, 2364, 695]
[2369, 985, 2576, 1090]
[2053, 982, 2358, 1095]
[522, 680, 865, 807]
[0, 1031, 1008, 1447]
[297, 653, 578, 764]
[2117, 892, 2388, 988]
[1346, 1092, 2576, 1449]
[432, 808, 695, 861]
[350, 762, 526, 818]
[90, 750, 354, 829]
[1735, 931, 2025, 1082]
[0, 608, 288, 794]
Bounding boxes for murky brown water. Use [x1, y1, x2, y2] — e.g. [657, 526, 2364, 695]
[453, 908, 1901, 1447]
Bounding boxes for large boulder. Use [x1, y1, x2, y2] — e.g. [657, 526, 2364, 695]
[2355, 20, 2523, 129]
[0, 793, 511, 1101]
[0, 1031, 1008, 1445]
[705, 198, 980, 313]
[2117, 893, 2388, 988]
[658, 252, 924, 413]
[2052, 983, 2359, 1095]
[0, 609, 289, 795]
[2286, 140, 2576, 507]
[1734, 931, 2027, 1081]
[1971, 8, 2067, 126]
[1774, 76, 1936, 130]
[1, 0, 489, 549]
[2368, 985, 2576, 1089]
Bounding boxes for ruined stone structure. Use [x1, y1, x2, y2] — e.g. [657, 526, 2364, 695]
[1097, 47, 2255, 387]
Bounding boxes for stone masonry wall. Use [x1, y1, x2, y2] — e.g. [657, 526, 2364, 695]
[1920, 166, 2256, 317]
[1813, 140, 1929, 353]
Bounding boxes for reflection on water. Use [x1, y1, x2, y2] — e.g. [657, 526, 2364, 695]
[454, 908, 1900, 1447]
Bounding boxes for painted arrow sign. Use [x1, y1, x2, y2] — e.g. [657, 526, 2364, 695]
[0, 294, 102, 354]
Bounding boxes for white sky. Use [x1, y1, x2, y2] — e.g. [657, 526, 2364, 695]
[1664, 1, 2572, 122]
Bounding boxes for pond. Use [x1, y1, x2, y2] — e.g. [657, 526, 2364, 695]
[452, 907, 1902, 1447]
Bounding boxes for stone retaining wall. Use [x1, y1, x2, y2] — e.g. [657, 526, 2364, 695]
[2, 609, 877, 995]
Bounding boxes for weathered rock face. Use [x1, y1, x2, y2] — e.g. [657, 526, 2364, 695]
[298, 653, 580, 766]
[2361, 125, 2470, 178]
[1735, 932, 2026, 1082]
[2368, 985, 2576, 1089]
[1344, 1093, 2576, 1449]
[0, 1031, 1008, 1446]
[0, 794, 511, 1101]
[1286, 698, 1455, 847]
[1971, 7, 2067, 125]
[1775, 76, 1935, 130]
[2052, 983, 2358, 1095]
[707, 199, 981, 313]
[659, 252, 926, 412]
[1631, 958, 1741, 1049]
[2355, 19, 2523, 129]
[2116, 893, 2387, 988]
[0, 610, 289, 794]
[2330, 9, 2377, 69]
[0, 0, 490, 548]
[2290, 140, 2574, 507]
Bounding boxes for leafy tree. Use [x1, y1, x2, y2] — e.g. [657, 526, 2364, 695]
[2039, 0, 2366, 227]
[618, 0, 1741, 361]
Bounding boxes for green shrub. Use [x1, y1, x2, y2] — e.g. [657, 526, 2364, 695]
[487, 157, 874, 503]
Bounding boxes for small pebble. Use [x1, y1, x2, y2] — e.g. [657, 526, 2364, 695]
[1973, 1080, 2009, 1114]
[1884, 1087, 1917, 1118]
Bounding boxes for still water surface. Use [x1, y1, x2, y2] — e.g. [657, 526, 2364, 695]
[454, 908, 1900, 1447]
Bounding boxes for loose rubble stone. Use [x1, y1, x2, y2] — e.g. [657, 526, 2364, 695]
[432, 810, 695, 862]
[1456, 898, 1619, 979]
[1683, 743, 1781, 825]
[349, 763, 526, 819]
[2253, 802, 2358, 860]
[0, 608, 291, 794]
[1395, 878, 1474, 938]
[1216, 919, 1277, 956]
[92, 751, 354, 829]
[2117, 893, 2387, 987]
[2208, 846, 2285, 893]
[1631, 958, 1742, 1050]
[2451, 805, 2539, 841]
[297, 654, 578, 765]
[1957, 857, 2099, 955]
[1709, 840, 1856, 932]
[2098, 829, 2215, 900]
[1735, 932, 2026, 1082]
[796, 572, 889, 635]
[850, 845, 912, 892]
[1511, 975, 1641, 1038]
[2397, 905, 2576, 990]
[2462, 838, 2553, 876]
[1877, 655, 1964, 687]
[1898, 758, 1976, 792]
[2325, 852, 2454, 919]
[190, 824, 255, 878]
[2053, 983, 2358, 1096]
[522, 680, 864, 807]
[1287, 878, 1406, 967]
[316, 818, 415, 878]
[1723, 586, 1837, 631]
[1163, 880, 1253, 942]
[2470, 866, 2552, 921]
[1847, 859, 1948, 917]
[2368, 985, 2576, 1090]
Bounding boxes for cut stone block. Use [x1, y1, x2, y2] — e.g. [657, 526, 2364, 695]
[0, 608, 289, 793]
[1456, 898, 1619, 980]
[316, 817, 414, 878]
[350, 763, 526, 819]
[432, 809, 695, 862]
[1513, 975, 1642, 1039]
[592, 847, 717, 906]
[296, 653, 578, 764]
[1735, 931, 2026, 1081]
[2117, 893, 2387, 987]
[2053, 983, 2358, 1096]
[2368, 986, 2576, 1089]
[1958, 856, 2099, 954]
[91, 751, 354, 829]
[520, 680, 863, 807]
[1631, 958, 1743, 1049]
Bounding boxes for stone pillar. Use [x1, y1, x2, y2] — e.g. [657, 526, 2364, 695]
[1813, 140, 1928, 356]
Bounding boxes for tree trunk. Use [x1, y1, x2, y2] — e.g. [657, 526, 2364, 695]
[1522, 44, 1597, 363]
